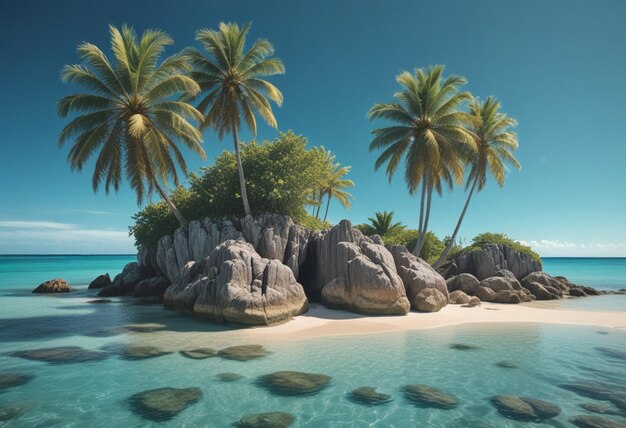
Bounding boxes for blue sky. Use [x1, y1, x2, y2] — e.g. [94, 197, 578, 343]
[0, 0, 625, 256]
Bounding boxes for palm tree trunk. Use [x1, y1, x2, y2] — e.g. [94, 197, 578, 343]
[433, 176, 478, 268]
[412, 176, 428, 256]
[322, 191, 332, 222]
[233, 127, 252, 217]
[315, 193, 322, 219]
[154, 180, 187, 226]
[416, 176, 433, 258]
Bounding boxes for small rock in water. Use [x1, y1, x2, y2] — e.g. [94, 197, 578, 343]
[128, 387, 202, 422]
[0, 373, 34, 390]
[122, 323, 166, 333]
[570, 415, 626, 428]
[595, 347, 626, 362]
[490, 395, 560, 421]
[218, 345, 269, 361]
[88, 273, 111, 289]
[257, 371, 331, 396]
[449, 343, 480, 351]
[121, 346, 171, 360]
[87, 299, 112, 304]
[11, 346, 108, 364]
[347, 386, 393, 406]
[216, 372, 244, 382]
[233, 411, 295, 428]
[597, 331, 610, 335]
[0, 404, 29, 422]
[494, 360, 519, 369]
[180, 348, 217, 359]
[403, 384, 459, 409]
[580, 402, 622, 416]
[32, 278, 73, 293]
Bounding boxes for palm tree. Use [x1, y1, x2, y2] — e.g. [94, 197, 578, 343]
[187, 22, 285, 217]
[367, 211, 404, 236]
[58, 25, 205, 226]
[321, 163, 354, 222]
[367, 65, 475, 257]
[308, 147, 335, 218]
[432, 96, 520, 267]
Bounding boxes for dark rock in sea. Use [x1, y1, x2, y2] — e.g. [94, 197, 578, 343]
[233, 411, 295, 428]
[450, 343, 480, 351]
[216, 372, 244, 382]
[494, 360, 519, 369]
[569, 287, 587, 297]
[218, 345, 269, 361]
[133, 276, 170, 298]
[180, 348, 217, 359]
[87, 299, 112, 304]
[580, 402, 623, 416]
[446, 273, 480, 294]
[11, 346, 108, 364]
[347, 386, 393, 406]
[132, 297, 162, 305]
[597, 331, 610, 335]
[449, 290, 471, 304]
[570, 415, 626, 428]
[257, 371, 331, 396]
[88, 273, 111, 289]
[467, 296, 481, 307]
[595, 347, 626, 362]
[121, 346, 171, 360]
[560, 381, 615, 401]
[32, 278, 73, 294]
[490, 395, 560, 421]
[129, 387, 202, 422]
[0, 404, 28, 422]
[122, 323, 166, 333]
[403, 384, 458, 409]
[98, 262, 148, 297]
[0, 373, 34, 390]
[445, 244, 542, 280]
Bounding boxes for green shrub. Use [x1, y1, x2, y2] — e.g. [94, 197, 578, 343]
[464, 232, 541, 262]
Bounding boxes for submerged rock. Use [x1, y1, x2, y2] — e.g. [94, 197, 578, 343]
[580, 402, 623, 416]
[88, 273, 111, 289]
[218, 345, 269, 361]
[32, 278, 73, 293]
[0, 404, 28, 422]
[403, 384, 459, 409]
[450, 343, 480, 351]
[570, 415, 626, 428]
[180, 348, 217, 359]
[490, 395, 560, 421]
[121, 346, 171, 360]
[257, 371, 331, 396]
[11, 346, 108, 364]
[87, 299, 112, 304]
[129, 387, 202, 422]
[216, 372, 244, 382]
[561, 382, 626, 411]
[233, 411, 295, 428]
[595, 347, 626, 362]
[494, 360, 519, 369]
[122, 323, 166, 333]
[0, 373, 34, 390]
[347, 386, 393, 406]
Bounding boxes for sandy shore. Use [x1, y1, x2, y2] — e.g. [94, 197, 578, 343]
[137, 300, 626, 350]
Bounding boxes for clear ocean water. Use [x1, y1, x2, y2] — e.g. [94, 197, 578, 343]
[0, 255, 625, 427]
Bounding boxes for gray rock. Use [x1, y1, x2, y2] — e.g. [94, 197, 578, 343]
[525, 281, 559, 300]
[479, 276, 521, 292]
[88, 273, 111, 289]
[98, 262, 147, 296]
[446, 273, 480, 294]
[474, 286, 496, 302]
[521, 272, 566, 294]
[187, 220, 208, 261]
[448, 244, 542, 280]
[468, 296, 481, 306]
[415, 288, 448, 312]
[449, 290, 471, 304]
[133, 276, 170, 298]
[493, 290, 523, 304]
[33, 278, 73, 293]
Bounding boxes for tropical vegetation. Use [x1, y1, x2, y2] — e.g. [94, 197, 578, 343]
[57, 24, 205, 226]
[463, 232, 541, 263]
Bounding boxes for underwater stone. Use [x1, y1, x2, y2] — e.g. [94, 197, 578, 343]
[218, 345, 269, 361]
[347, 386, 393, 406]
[216, 372, 244, 382]
[494, 360, 519, 369]
[129, 387, 202, 422]
[257, 371, 331, 396]
[121, 346, 171, 360]
[0, 373, 34, 390]
[490, 395, 560, 421]
[449, 343, 481, 351]
[570, 415, 626, 428]
[233, 411, 295, 428]
[403, 384, 459, 409]
[180, 348, 217, 359]
[11, 346, 108, 364]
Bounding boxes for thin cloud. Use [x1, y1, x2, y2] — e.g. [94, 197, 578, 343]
[63, 209, 114, 215]
[519, 239, 626, 257]
[0, 220, 77, 230]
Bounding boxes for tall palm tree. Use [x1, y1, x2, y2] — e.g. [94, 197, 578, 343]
[433, 96, 520, 267]
[321, 164, 354, 222]
[309, 147, 335, 218]
[367, 65, 475, 257]
[58, 25, 205, 226]
[187, 22, 285, 217]
[367, 211, 404, 236]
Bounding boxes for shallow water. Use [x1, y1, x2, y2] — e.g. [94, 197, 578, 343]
[542, 257, 626, 290]
[0, 256, 625, 426]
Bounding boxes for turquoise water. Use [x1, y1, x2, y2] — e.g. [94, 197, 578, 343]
[0, 256, 625, 427]
[542, 257, 626, 290]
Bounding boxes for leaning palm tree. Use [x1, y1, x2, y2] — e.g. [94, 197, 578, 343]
[58, 25, 205, 226]
[367, 211, 404, 236]
[187, 22, 285, 217]
[432, 96, 520, 267]
[368, 65, 475, 257]
[321, 164, 354, 222]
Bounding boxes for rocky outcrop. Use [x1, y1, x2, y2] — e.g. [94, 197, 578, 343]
[446, 244, 542, 280]
[133, 276, 170, 298]
[32, 278, 73, 293]
[164, 240, 308, 325]
[88, 273, 111, 289]
[314, 221, 410, 315]
[98, 263, 148, 297]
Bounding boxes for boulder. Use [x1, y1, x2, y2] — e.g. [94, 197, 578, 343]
[493, 290, 523, 304]
[390, 244, 448, 311]
[32, 278, 73, 293]
[165, 240, 308, 326]
[316, 222, 410, 315]
[88, 273, 111, 289]
[570, 415, 626, 428]
[446, 273, 480, 294]
[129, 387, 202, 422]
[569, 287, 587, 297]
[468, 296, 481, 306]
[479, 276, 520, 292]
[448, 244, 542, 280]
[521, 272, 567, 295]
[525, 281, 559, 300]
[347, 386, 393, 406]
[449, 290, 471, 305]
[133, 276, 170, 298]
[234, 412, 295, 428]
[403, 384, 458, 409]
[218, 345, 269, 361]
[474, 286, 496, 302]
[98, 263, 147, 296]
[490, 395, 560, 421]
[257, 371, 331, 396]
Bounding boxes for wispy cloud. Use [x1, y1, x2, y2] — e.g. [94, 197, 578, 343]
[0, 220, 76, 230]
[519, 239, 626, 257]
[63, 209, 114, 215]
